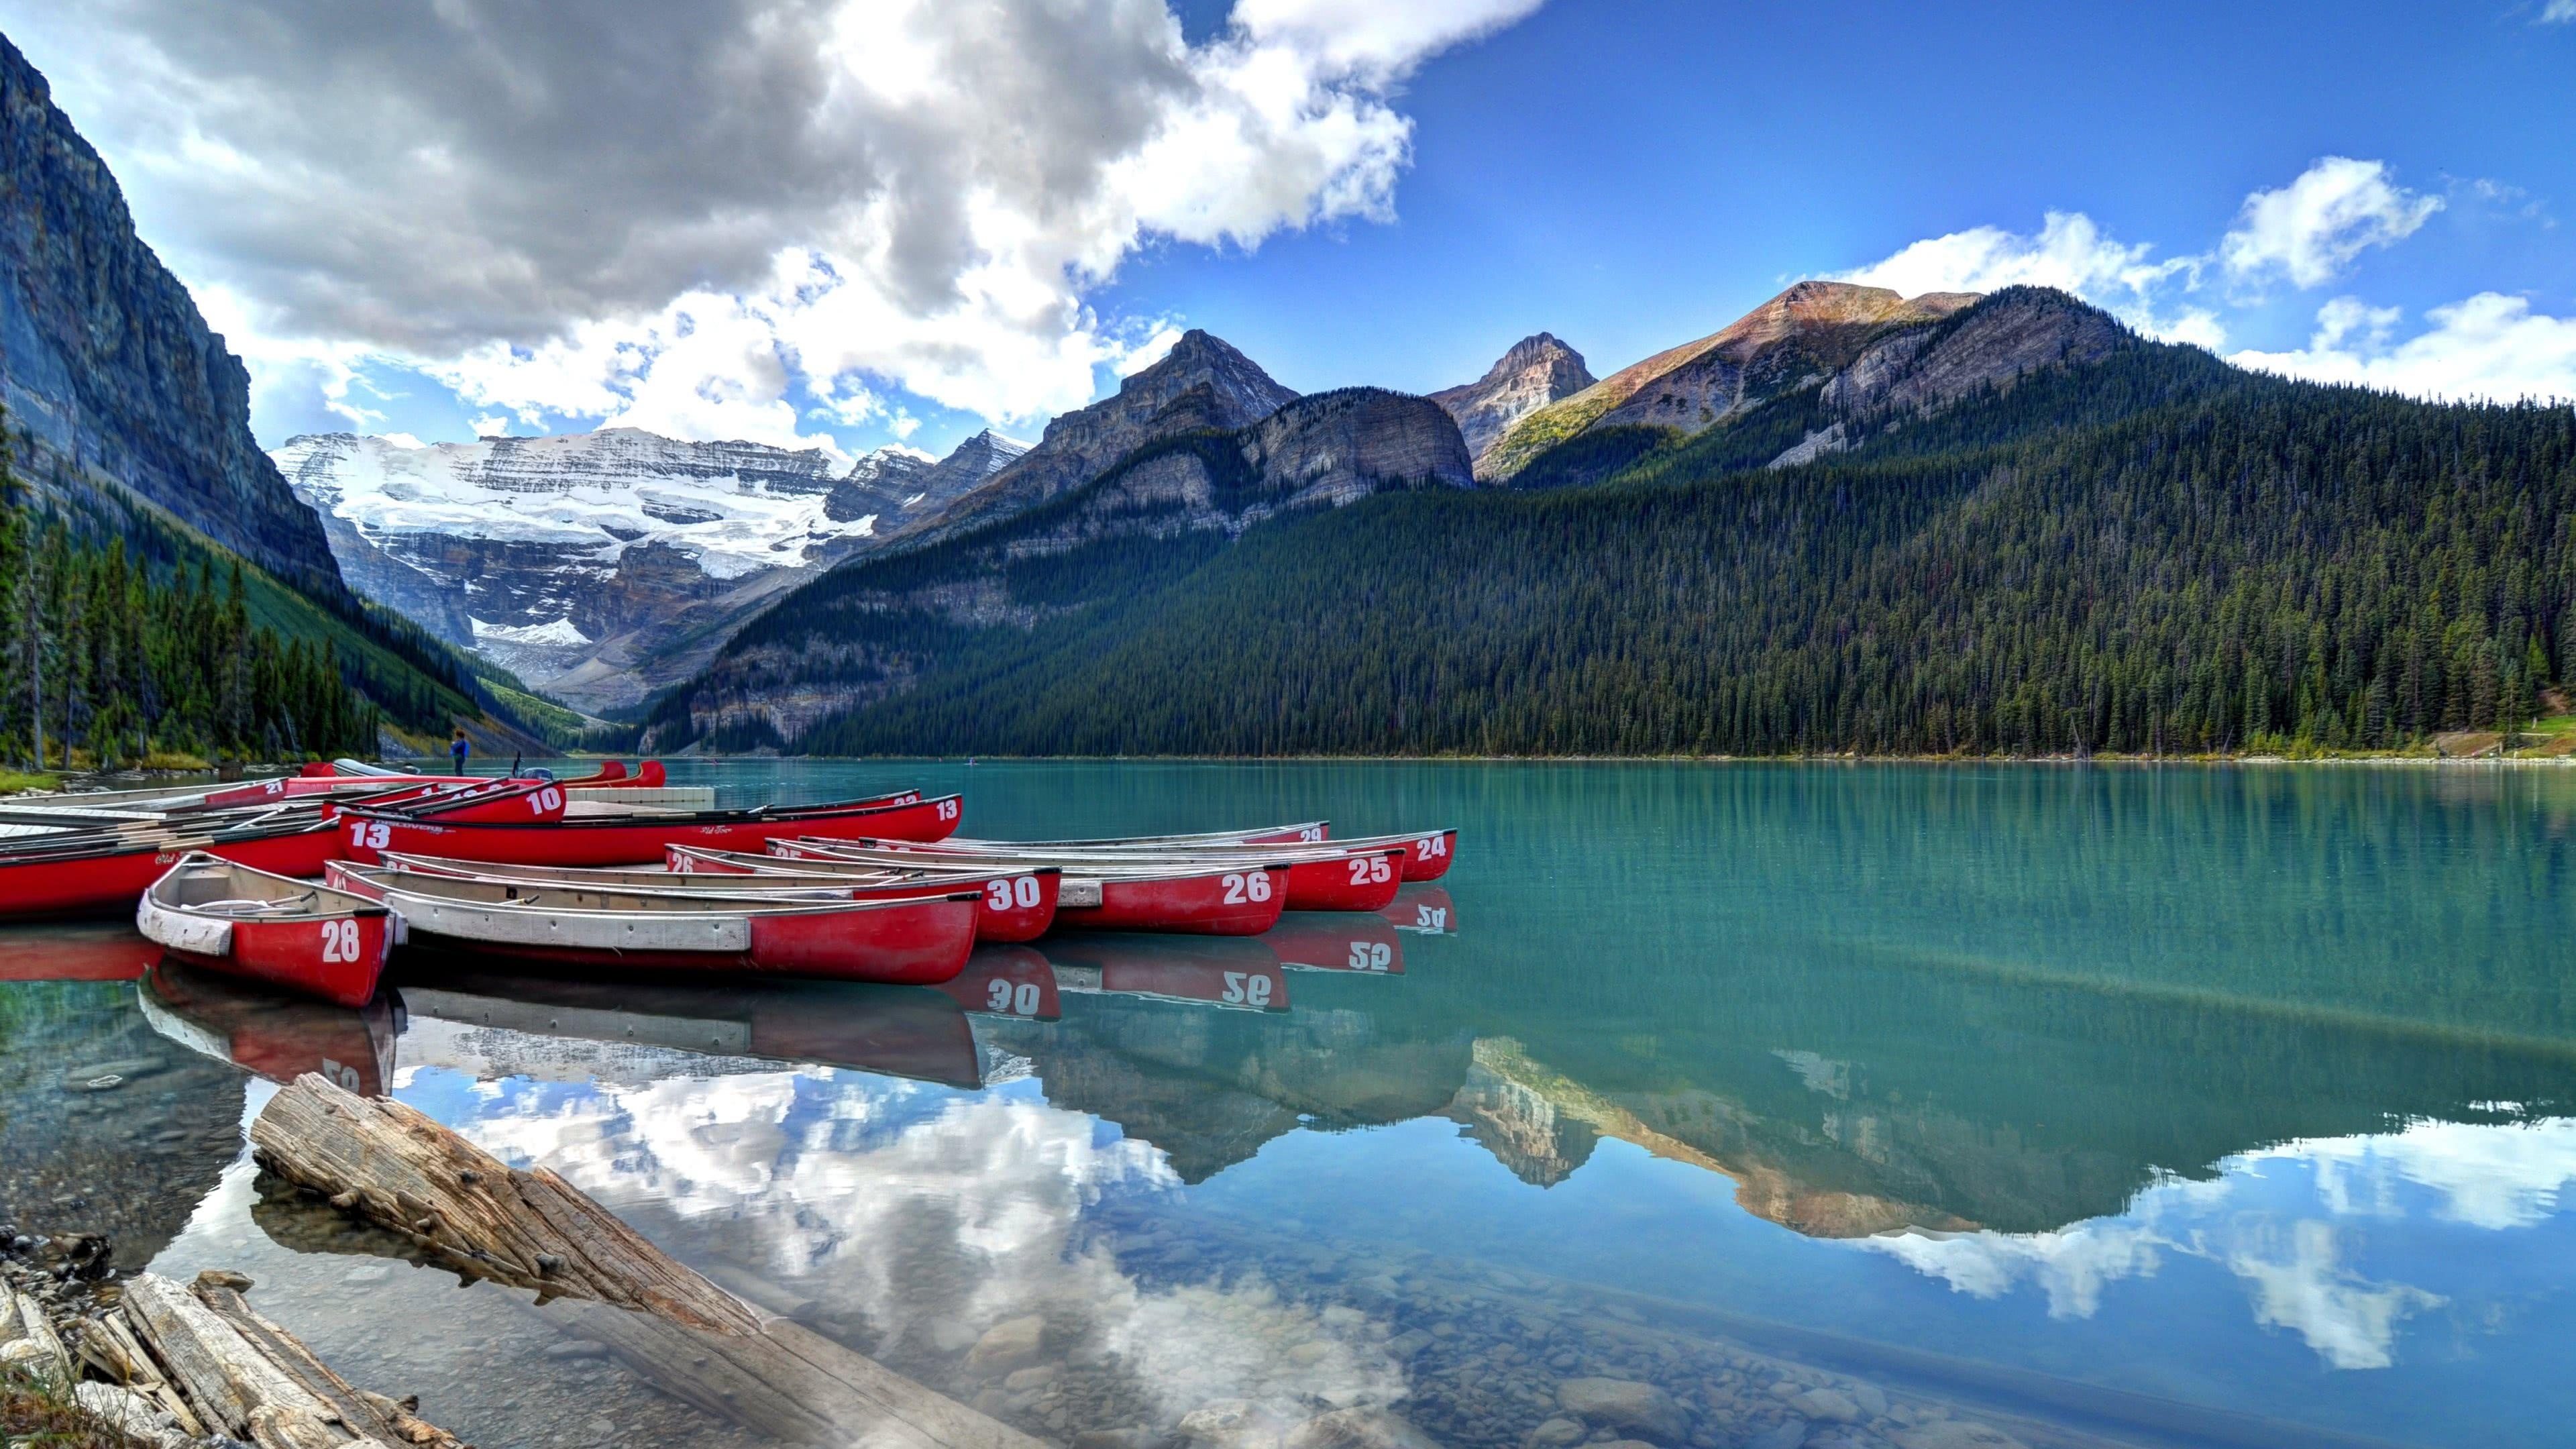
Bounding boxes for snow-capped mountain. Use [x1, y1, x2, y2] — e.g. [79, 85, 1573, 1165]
[272, 426, 1022, 712]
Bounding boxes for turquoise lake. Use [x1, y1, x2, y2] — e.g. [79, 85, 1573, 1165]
[4, 760, 2573, 1449]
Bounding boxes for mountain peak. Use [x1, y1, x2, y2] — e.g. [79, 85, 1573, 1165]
[1482, 285, 2119, 482]
[1432, 332, 1599, 469]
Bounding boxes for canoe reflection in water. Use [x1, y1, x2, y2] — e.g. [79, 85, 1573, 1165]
[1381, 885, 1455, 936]
[1032, 934, 1291, 1012]
[142, 958, 401, 1096]
[139, 956, 987, 1091]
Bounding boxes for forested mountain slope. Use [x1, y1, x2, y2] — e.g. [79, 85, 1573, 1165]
[0, 34, 563, 758]
[645, 386, 1474, 748]
[649, 292, 2576, 758]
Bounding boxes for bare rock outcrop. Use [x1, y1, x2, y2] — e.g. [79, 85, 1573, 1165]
[911, 330, 1299, 545]
[1482, 282, 2139, 482]
[1430, 332, 1595, 470]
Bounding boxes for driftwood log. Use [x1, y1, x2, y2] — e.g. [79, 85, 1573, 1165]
[252, 1073, 1048, 1449]
[252, 1076, 757, 1332]
[69, 1271, 468, 1449]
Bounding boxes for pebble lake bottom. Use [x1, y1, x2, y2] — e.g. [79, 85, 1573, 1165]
[5, 759, 2573, 1449]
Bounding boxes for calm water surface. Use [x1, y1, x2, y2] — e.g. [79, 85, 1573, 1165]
[4, 761, 2573, 1449]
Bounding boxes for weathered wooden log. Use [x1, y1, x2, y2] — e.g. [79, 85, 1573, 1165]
[252, 1074, 757, 1333]
[72, 1381, 195, 1449]
[113, 1273, 470, 1449]
[0, 1286, 70, 1379]
[79, 1303, 211, 1439]
[251, 1073, 1049, 1449]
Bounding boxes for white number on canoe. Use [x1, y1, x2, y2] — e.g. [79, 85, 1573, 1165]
[347, 820, 392, 850]
[984, 979, 1044, 1016]
[1415, 906, 1448, 930]
[1346, 855, 1393, 885]
[1299, 826, 1325, 842]
[319, 1057, 362, 1092]
[1220, 871, 1274, 906]
[1416, 834, 1448, 859]
[527, 786, 564, 814]
[319, 918, 362, 963]
[983, 875, 1046, 911]
[1221, 971, 1275, 1006]
[934, 798, 961, 821]
[1346, 941, 1393, 971]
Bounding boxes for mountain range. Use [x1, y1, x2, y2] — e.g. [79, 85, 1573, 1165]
[2, 30, 2568, 763]
[271, 425, 1024, 713]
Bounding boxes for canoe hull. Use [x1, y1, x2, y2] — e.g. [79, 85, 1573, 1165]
[1275, 851, 1405, 912]
[351, 877, 977, 985]
[0, 827, 343, 920]
[1393, 829, 1458, 881]
[339, 793, 959, 868]
[1061, 866, 1289, 936]
[667, 847, 1057, 943]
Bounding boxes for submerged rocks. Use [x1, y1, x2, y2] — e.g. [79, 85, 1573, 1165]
[1552, 1378, 1684, 1443]
[965, 1313, 1048, 1375]
[1892, 1424, 2029, 1449]
[1283, 1406, 1442, 1449]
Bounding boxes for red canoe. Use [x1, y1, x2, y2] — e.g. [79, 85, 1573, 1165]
[136, 853, 396, 1008]
[775, 841, 1289, 936]
[0, 821, 347, 920]
[834, 836, 1406, 912]
[381, 849, 1058, 945]
[330, 863, 981, 984]
[336, 791, 961, 867]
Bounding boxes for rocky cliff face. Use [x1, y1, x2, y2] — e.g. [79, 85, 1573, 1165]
[909, 330, 1299, 545]
[823, 427, 1023, 526]
[1429, 332, 1595, 472]
[273, 425, 1003, 712]
[659, 386, 1471, 747]
[0, 36, 341, 592]
[1479, 282, 2131, 482]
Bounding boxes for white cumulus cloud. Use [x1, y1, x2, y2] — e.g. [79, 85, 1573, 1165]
[1, 0, 1544, 447]
[1836, 210, 2220, 347]
[2218, 156, 2444, 289]
[2230, 292, 2576, 403]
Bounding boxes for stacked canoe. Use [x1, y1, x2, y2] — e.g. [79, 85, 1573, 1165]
[28, 760, 1460, 1008]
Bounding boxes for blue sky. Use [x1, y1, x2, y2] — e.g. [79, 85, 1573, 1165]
[7, 0, 2571, 464]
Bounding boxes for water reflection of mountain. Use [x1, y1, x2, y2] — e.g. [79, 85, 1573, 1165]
[979, 937, 1469, 1183]
[119, 837, 2576, 1246]
[994, 908, 2576, 1237]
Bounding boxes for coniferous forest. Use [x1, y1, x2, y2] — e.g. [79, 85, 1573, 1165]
[0, 465, 378, 770]
[651, 331, 2576, 759]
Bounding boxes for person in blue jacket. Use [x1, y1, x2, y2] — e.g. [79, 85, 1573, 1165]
[449, 727, 470, 774]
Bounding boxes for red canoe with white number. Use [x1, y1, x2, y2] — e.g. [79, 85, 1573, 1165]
[335, 791, 959, 867]
[949, 821, 1452, 881]
[773, 840, 1289, 935]
[136, 853, 396, 1008]
[328, 862, 981, 984]
[830, 836, 1407, 912]
[385, 849, 1061, 945]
